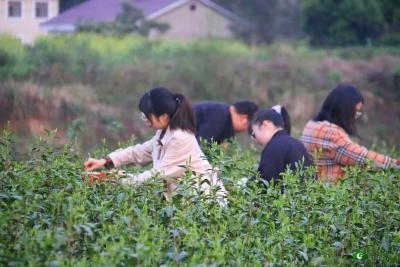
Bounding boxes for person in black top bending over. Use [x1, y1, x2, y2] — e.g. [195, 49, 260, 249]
[194, 101, 258, 144]
[250, 105, 312, 185]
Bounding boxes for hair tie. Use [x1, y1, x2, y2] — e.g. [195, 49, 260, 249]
[272, 105, 282, 114]
[175, 97, 181, 104]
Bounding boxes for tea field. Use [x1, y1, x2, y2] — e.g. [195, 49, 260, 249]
[1, 129, 399, 266]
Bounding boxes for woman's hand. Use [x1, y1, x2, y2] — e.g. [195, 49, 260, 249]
[84, 158, 107, 171]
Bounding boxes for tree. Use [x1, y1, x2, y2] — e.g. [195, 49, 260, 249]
[214, 0, 303, 44]
[301, 0, 385, 46]
[76, 3, 169, 37]
[378, 0, 400, 45]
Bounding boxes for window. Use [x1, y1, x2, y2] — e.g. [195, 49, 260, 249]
[35, 2, 48, 18]
[8, 1, 21, 18]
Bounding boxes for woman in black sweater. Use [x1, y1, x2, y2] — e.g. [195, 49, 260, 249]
[250, 105, 312, 185]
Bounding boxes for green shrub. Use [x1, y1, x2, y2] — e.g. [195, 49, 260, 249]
[1, 129, 399, 266]
[378, 32, 400, 46]
[1, 34, 399, 153]
[0, 35, 31, 79]
[2, 34, 396, 82]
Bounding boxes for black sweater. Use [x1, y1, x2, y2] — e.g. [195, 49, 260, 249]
[257, 130, 312, 183]
[194, 102, 235, 144]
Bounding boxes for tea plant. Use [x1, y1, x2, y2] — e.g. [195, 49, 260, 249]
[0, 129, 399, 266]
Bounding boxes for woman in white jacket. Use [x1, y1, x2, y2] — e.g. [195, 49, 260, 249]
[84, 87, 227, 203]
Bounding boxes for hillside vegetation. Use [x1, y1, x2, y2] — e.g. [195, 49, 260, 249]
[0, 34, 399, 154]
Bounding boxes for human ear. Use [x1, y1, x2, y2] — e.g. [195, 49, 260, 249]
[261, 120, 271, 129]
[160, 113, 170, 123]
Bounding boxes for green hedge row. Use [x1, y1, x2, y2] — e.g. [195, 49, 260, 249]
[1, 128, 399, 266]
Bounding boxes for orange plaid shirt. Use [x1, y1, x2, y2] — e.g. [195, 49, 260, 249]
[301, 120, 397, 183]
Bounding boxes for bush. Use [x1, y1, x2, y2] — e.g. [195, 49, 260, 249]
[0, 35, 31, 79]
[1, 34, 400, 153]
[301, 0, 385, 47]
[1, 129, 399, 266]
[378, 32, 400, 46]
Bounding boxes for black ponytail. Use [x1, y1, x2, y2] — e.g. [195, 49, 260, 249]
[280, 106, 291, 135]
[139, 87, 196, 134]
[169, 93, 196, 133]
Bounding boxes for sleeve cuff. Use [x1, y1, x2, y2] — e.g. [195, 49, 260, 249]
[103, 156, 115, 169]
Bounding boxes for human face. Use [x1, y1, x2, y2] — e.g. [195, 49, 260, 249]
[141, 113, 170, 129]
[251, 121, 278, 146]
[235, 114, 250, 132]
[230, 106, 250, 133]
[355, 102, 363, 120]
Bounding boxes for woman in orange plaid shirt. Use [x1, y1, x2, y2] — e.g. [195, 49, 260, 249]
[301, 84, 399, 183]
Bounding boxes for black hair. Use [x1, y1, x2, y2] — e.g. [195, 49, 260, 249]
[252, 106, 291, 134]
[233, 101, 259, 120]
[314, 84, 364, 135]
[139, 87, 196, 134]
[279, 106, 291, 135]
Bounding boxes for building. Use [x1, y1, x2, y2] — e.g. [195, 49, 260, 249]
[0, 0, 59, 43]
[41, 0, 240, 40]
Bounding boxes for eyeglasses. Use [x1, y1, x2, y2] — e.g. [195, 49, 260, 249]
[250, 130, 256, 140]
[140, 112, 148, 122]
[355, 110, 362, 119]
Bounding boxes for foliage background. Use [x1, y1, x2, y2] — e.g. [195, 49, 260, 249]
[0, 34, 399, 156]
[61, 0, 400, 46]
